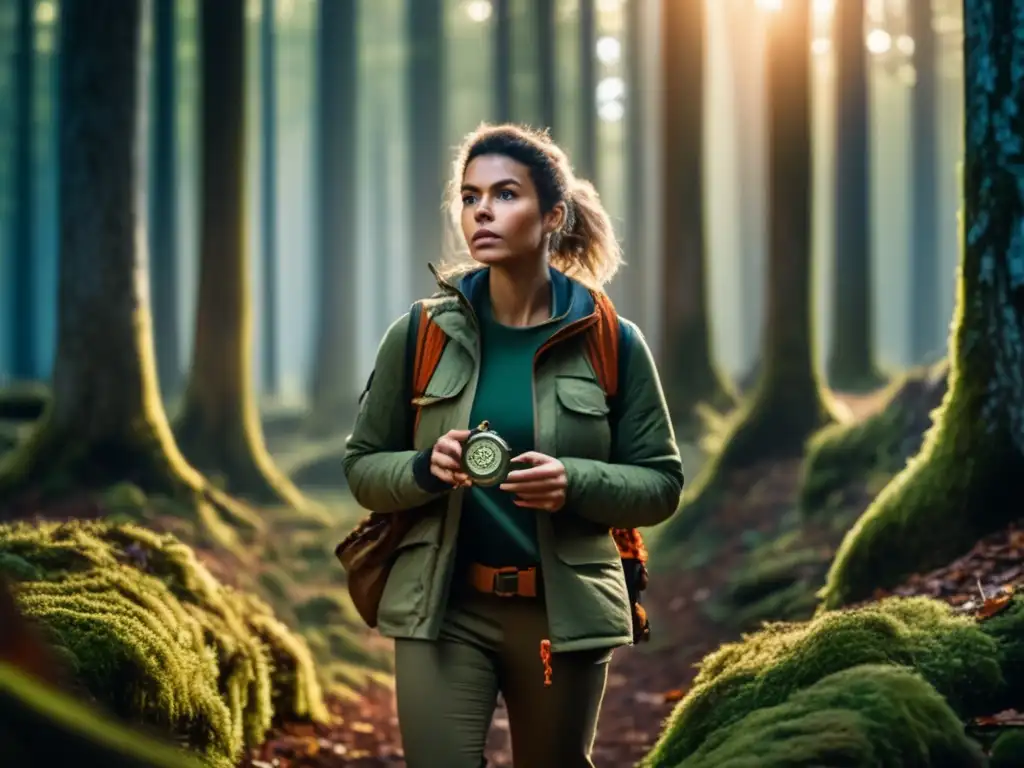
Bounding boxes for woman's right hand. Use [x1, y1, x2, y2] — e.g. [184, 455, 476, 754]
[430, 429, 472, 487]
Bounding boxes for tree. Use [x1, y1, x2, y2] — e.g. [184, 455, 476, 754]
[307, 0, 359, 436]
[658, 0, 837, 546]
[259, 0, 279, 396]
[493, 0, 513, 123]
[406, 0, 446, 299]
[578, 0, 598, 181]
[149, 0, 180, 398]
[660, 0, 735, 431]
[173, 0, 309, 511]
[10, 0, 35, 381]
[828, 0, 884, 389]
[907, 0, 942, 364]
[0, 0, 258, 540]
[821, 0, 1024, 608]
[535, 0, 557, 134]
[623, 0, 644, 314]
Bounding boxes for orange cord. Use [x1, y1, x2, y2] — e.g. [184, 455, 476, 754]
[539, 639, 552, 686]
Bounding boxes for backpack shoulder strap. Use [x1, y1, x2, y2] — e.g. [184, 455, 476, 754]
[407, 301, 448, 437]
[585, 292, 621, 397]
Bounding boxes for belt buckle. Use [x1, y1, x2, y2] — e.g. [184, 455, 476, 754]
[492, 569, 520, 597]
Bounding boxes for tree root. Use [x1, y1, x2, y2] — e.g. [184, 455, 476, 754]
[0, 414, 264, 555]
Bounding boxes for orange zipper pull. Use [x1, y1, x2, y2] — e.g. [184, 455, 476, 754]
[540, 639, 552, 686]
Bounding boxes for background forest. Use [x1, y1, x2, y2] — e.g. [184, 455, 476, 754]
[0, 0, 1022, 767]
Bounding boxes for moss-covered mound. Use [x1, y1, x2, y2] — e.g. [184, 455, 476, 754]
[991, 729, 1024, 768]
[653, 664, 986, 768]
[0, 661, 206, 768]
[799, 362, 947, 516]
[644, 596, 1021, 766]
[0, 520, 327, 767]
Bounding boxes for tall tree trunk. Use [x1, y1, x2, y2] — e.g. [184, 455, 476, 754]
[406, 0, 446, 299]
[307, 0, 358, 436]
[577, 0, 597, 182]
[907, 0, 941, 364]
[150, 0, 180, 399]
[535, 0, 556, 135]
[0, 0, 260, 538]
[828, 0, 882, 389]
[623, 0, 643, 314]
[823, 0, 1024, 608]
[174, 0, 308, 511]
[493, 0, 512, 123]
[10, 0, 35, 380]
[660, 0, 733, 429]
[259, 0, 278, 396]
[724, 1, 767, 386]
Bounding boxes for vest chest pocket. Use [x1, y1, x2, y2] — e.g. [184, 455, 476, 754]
[411, 348, 473, 451]
[554, 375, 611, 461]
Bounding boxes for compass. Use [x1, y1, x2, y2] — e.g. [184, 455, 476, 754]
[461, 420, 512, 487]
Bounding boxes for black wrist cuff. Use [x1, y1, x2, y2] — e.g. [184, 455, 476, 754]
[412, 449, 453, 492]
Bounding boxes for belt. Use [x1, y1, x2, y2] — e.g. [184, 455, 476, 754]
[468, 563, 538, 598]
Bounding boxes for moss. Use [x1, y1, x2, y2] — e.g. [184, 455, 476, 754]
[0, 382, 50, 421]
[651, 664, 985, 768]
[991, 730, 1024, 768]
[644, 597, 1007, 765]
[0, 520, 327, 765]
[295, 593, 349, 626]
[0, 661, 208, 768]
[799, 362, 947, 516]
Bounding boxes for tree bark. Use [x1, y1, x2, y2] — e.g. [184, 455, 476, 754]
[577, 0, 597, 182]
[0, 0, 260, 539]
[10, 0, 36, 380]
[660, 0, 734, 429]
[623, 0, 643, 314]
[493, 0, 513, 123]
[535, 0, 556, 135]
[406, 0, 446, 299]
[307, 0, 359, 436]
[259, 0, 278, 396]
[827, 0, 883, 389]
[907, 0, 942, 364]
[150, 0, 180, 399]
[822, 0, 1024, 608]
[174, 0, 309, 511]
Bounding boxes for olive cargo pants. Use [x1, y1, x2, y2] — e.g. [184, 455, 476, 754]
[394, 587, 611, 768]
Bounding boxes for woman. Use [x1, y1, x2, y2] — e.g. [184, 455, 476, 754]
[343, 124, 683, 768]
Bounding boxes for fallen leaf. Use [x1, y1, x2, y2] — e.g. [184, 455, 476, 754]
[662, 688, 686, 703]
[350, 721, 375, 734]
[972, 709, 1024, 727]
[976, 587, 1015, 621]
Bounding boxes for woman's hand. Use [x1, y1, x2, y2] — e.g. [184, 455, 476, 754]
[430, 429, 473, 487]
[500, 452, 567, 512]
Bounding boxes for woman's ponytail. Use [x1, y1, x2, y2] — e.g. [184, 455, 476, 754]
[550, 178, 622, 291]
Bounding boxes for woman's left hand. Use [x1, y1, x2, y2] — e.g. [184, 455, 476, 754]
[500, 452, 567, 512]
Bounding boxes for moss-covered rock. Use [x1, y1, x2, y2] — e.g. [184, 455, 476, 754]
[644, 596, 1014, 765]
[990, 729, 1024, 768]
[649, 664, 985, 768]
[0, 520, 327, 766]
[799, 361, 947, 516]
[0, 661, 207, 768]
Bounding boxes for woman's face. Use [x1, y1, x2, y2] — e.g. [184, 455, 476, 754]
[460, 154, 564, 267]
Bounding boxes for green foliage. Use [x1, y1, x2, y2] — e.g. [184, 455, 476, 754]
[644, 597, 1010, 766]
[990, 729, 1024, 768]
[0, 520, 327, 766]
[654, 665, 986, 768]
[0, 661, 206, 768]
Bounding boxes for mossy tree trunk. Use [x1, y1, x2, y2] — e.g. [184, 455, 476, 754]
[907, 0, 942, 364]
[173, 0, 309, 512]
[822, 0, 1024, 608]
[149, 0, 180, 400]
[306, 0, 359, 437]
[659, 0, 734, 429]
[827, 0, 883, 390]
[0, 0, 259, 538]
[259, 0, 279, 397]
[713, 0, 835, 469]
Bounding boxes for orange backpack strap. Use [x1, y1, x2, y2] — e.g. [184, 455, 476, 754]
[409, 302, 448, 435]
[585, 292, 621, 397]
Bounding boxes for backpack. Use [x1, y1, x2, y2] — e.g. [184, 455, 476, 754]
[342, 296, 651, 645]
